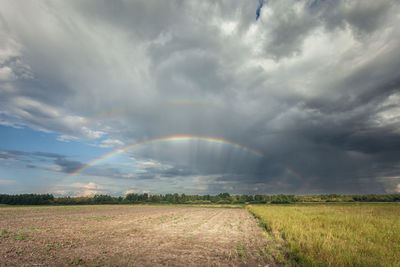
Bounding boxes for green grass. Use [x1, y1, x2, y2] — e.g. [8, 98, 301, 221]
[247, 203, 400, 266]
[0, 229, 9, 238]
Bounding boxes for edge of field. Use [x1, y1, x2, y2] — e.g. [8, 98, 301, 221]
[0, 203, 246, 209]
[246, 205, 295, 266]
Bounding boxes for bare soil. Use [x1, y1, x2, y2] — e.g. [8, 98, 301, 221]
[0, 205, 281, 266]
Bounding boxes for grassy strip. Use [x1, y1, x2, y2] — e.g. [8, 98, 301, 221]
[247, 204, 400, 267]
[247, 206, 292, 265]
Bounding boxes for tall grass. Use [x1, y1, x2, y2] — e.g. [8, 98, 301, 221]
[248, 203, 400, 266]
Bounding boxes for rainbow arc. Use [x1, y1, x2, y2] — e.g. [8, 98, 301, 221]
[69, 135, 263, 177]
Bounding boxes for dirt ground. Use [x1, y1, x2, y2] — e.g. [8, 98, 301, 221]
[0, 205, 282, 266]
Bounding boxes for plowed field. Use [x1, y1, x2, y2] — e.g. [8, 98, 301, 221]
[0, 205, 280, 266]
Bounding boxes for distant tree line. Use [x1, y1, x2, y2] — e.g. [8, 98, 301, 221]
[0, 194, 54, 205]
[0, 193, 399, 205]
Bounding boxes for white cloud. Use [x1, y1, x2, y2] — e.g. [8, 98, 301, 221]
[124, 189, 136, 195]
[57, 135, 79, 142]
[50, 182, 107, 197]
[94, 138, 124, 148]
[81, 126, 105, 140]
[372, 92, 400, 133]
[136, 159, 163, 168]
[52, 190, 68, 196]
[2, 96, 107, 141]
[220, 21, 238, 36]
[53, 182, 105, 197]
[75, 189, 103, 197]
[69, 182, 103, 190]
[122, 174, 135, 179]
[42, 165, 62, 172]
[0, 66, 15, 81]
[124, 188, 150, 195]
[0, 120, 23, 128]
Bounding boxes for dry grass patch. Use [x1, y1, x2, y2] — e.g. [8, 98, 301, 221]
[248, 203, 400, 266]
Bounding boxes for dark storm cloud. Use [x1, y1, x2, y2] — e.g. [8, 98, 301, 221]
[259, 0, 396, 59]
[262, 0, 317, 59]
[71, 163, 197, 181]
[53, 158, 84, 174]
[308, 0, 394, 34]
[0, 0, 400, 194]
[160, 167, 198, 178]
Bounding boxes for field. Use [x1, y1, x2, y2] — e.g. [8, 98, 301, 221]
[1, 203, 399, 266]
[248, 203, 400, 267]
[0, 205, 282, 266]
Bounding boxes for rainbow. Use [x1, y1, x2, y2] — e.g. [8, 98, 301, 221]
[286, 167, 310, 184]
[69, 135, 264, 177]
[86, 107, 127, 123]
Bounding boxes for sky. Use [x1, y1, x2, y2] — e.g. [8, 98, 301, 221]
[1, 0, 400, 196]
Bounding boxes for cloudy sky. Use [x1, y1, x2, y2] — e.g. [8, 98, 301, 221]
[1, 0, 400, 196]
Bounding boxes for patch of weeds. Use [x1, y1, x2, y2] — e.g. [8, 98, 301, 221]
[15, 234, 26, 241]
[257, 247, 266, 257]
[235, 241, 247, 258]
[227, 252, 234, 260]
[262, 231, 270, 239]
[68, 257, 85, 266]
[0, 229, 9, 238]
[16, 249, 22, 255]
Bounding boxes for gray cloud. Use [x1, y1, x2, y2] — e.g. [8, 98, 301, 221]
[0, 149, 83, 174]
[53, 158, 83, 174]
[0, 150, 29, 160]
[0, 0, 400, 194]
